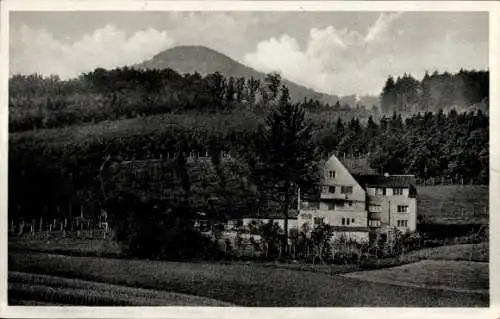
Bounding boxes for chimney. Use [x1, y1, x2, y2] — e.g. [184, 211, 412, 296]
[384, 173, 390, 177]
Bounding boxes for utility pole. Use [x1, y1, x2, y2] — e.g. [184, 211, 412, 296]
[297, 187, 301, 211]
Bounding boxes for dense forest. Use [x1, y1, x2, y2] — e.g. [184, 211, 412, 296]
[9, 67, 489, 224]
[380, 70, 489, 114]
[9, 68, 375, 132]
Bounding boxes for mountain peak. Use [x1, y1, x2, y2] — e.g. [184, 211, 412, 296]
[135, 45, 340, 104]
[152, 45, 230, 60]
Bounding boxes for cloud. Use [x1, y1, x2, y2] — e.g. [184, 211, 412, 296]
[244, 12, 487, 96]
[244, 12, 403, 95]
[10, 24, 175, 79]
[163, 12, 260, 58]
[365, 12, 402, 43]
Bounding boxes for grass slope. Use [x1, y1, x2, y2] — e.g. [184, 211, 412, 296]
[9, 271, 233, 306]
[401, 243, 488, 263]
[342, 260, 488, 294]
[9, 252, 488, 307]
[417, 185, 488, 224]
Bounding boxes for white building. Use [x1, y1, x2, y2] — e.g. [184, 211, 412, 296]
[297, 154, 418, 242]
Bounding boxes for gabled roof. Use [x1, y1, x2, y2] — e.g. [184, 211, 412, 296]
[352, 174, 417, 190]
[339, 157, 378, 175]
[320, 152, 377, 176]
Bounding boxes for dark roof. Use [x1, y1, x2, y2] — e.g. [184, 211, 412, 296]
[339, 157, 378, 175]
[353, 174, 417, 189]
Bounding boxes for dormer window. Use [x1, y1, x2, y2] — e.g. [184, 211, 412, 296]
[329, 170, 335, 179]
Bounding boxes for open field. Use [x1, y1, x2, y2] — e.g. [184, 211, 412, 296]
[417, 185, 488, 224]
[342, 260, 488, 294]
[9, 252, 488, 307]
[401, 243, 488, 263]
[9, 271, 233, 306]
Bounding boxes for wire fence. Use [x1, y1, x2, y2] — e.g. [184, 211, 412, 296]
[9, 217, 110, 240]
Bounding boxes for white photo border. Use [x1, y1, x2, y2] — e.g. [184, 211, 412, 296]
[1, 1, 498, 318]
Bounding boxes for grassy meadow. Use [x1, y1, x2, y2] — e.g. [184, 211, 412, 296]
[417, 185, 488, 224]
[8, 251, 488, 307]
[342, 259, 488, 294]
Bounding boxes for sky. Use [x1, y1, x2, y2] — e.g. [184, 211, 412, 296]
[10, 11, 489, 96]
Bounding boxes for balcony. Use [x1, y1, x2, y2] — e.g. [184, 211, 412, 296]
[320, 192, 353, 200]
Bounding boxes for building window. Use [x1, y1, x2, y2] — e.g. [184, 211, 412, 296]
[351, 218, 355, 223]
[369, 204, 381, 212]
[336, 201, 345, 208]
[328, 186, 336, 193]
[376, 188, 386, 196]
[348, 201, 353, 207]
[341, 186, 353, 194]
[369, 220, 381, 227]
[328, 203, 335, 210]
[397, 205, 409, 213]
[329, 170, 336, 179]
[397, 220, 408, 227]
[314, 217, 324, 226]
[393, 188, 404, 196]
[301, 214, 312, 220]
[342, 217, 351, 225]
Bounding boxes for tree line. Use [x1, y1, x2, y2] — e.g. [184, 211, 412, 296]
[9, 68, 375, 132]
[380, 69, 489, 114]
[325, 110, 488, 184]
[10, 68, 291, 132]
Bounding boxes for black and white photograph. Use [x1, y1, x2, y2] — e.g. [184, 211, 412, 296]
[1, 1, 498, 316]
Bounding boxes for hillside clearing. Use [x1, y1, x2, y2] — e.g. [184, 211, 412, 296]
[417, 185, 488, 224]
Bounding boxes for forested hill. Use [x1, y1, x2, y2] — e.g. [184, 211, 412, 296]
[9, 67, 375, 133]
[134, 45, 340, 105]
[380, 70, 489, 115]
[8, 66, 489, 222]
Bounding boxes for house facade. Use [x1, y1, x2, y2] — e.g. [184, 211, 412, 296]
[297, 154, 417, 242]
[299, 154, 370, 242]
[358, 174, 418, 233]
